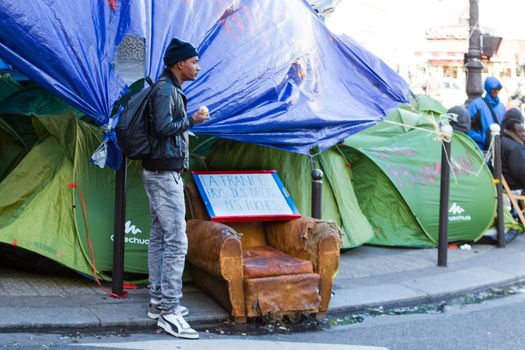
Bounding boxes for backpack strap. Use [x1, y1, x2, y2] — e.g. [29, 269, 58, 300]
[481, 97, 500, 124]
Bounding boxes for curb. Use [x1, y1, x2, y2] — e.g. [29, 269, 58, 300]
[1, 276, 524, 334]
[326, 275, 525, 317]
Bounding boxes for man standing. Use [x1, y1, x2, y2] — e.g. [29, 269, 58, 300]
[467, 77, 506, 151]
[142, 38, 207, 339]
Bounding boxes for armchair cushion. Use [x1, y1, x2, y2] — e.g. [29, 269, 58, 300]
[244, 273, 321, 317]
[243, 246, 313, 279]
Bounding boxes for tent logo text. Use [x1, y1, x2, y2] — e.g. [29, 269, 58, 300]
[110, 220, 149, 245]
[448, 203, 471, 222]
[448, 203, 465, 215]
[125, 221, 142, 235]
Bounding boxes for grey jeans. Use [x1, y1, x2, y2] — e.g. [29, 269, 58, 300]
[142, 169, 187, 313]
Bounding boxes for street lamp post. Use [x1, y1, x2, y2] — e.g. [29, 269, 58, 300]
[465, 0, 484, 104]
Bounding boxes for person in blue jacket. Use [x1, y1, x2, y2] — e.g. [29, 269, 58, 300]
[467, 77, 507, 150]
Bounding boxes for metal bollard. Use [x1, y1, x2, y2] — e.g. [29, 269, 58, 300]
[311, 169, 323, 219]
[112, 158, 127, 297]
[491, 123, 505, 248]
[438, 124, 453, 267]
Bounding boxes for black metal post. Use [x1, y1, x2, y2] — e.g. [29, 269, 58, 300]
[491, 124, 505, 247]
[438, 125, 453, 267]
[112, 158, 127, 296]
[465, 0, 484, 104]
[311, 169, 323, 219]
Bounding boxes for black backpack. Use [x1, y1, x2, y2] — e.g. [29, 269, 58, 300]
[115, 77, 162, 160]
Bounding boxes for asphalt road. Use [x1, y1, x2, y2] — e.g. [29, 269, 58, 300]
[2, 290, 525, 350]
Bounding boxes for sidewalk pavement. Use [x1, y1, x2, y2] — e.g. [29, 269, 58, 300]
[1, 235, 525, 332]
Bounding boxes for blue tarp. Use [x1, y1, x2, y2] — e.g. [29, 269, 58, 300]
[0, 59, 10, 70]
[0, 0, 409, 169]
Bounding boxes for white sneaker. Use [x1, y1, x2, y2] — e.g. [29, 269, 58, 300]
[147, 303, 189, 319]
[158, 312, 199, 339]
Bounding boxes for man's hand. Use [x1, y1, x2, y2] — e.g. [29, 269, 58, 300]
[191, 106, 210, 124]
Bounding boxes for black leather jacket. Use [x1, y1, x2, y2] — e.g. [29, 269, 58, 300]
[502, 133, 525, 190]
[142, 70, 194, 172]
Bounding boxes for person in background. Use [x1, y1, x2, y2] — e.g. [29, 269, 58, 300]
[467, 77, 506, 151]
[447, 105, 470, 134]
[501, 118, 525, 190]
[502, 108, 524, 125]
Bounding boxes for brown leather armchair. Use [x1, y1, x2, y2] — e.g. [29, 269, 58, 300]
[184, 183, 341, 323]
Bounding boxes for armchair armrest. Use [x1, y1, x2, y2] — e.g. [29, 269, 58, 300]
[186, 219, 243, 278]
[264, 217, 315, 260]
[265, 218, 341, 315]
[316, 224, 340, 315]
[186, 219, 246, 320]
[265, 217, 340, 267]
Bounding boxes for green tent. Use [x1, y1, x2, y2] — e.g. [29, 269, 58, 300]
[206, 99, 497, 248]
[0, 74, 500, 273]
[0, 77, 73, 182]
[0, 75, 21, 103]
[345, 102, 496, 246]
[0, 117, 28, 181]
[0, 113, 151, 280]
[0, 76, 152, 281]
[0, 77, 28, 180]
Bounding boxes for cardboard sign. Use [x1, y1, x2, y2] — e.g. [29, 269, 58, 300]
[192, 170, 301, 222]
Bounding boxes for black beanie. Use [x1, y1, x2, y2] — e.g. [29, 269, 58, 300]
[447, 105, 470, 134]
[504, 108, 524, 123]
[502, 108, 524, 130]
[163, 38, 198, 66]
